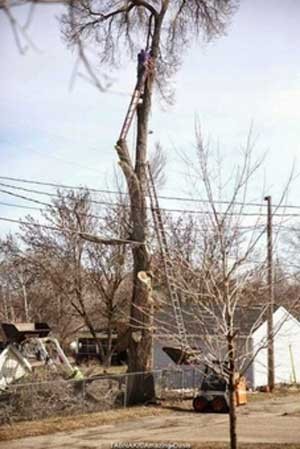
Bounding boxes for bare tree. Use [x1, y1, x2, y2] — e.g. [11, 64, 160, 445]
[0, 235, 36, 322]
[60, 0, 237, 404]
[12, 189, 131, 362]
[151, 128, 294, 449]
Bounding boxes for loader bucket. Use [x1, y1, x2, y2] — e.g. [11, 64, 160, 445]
[163, 346, 189, 364]
[1, 322, 51, 343]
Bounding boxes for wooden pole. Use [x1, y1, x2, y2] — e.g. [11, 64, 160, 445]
[264, 195, 275, 391]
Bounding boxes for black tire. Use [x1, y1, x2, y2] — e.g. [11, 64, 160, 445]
[211, 396, 229, 413]
[193, 395, 208, 413]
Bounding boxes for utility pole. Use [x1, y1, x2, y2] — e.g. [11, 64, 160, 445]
[264, 195, 275, 391]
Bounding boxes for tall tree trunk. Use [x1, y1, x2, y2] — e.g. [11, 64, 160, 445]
[73, 263, 106, 363]
[228, 333, 237, 449]
[104, 320, 113, 368]
[116, 21, 164, 404]
[125, 63, 155, 404]
[7, 284, 15, 322]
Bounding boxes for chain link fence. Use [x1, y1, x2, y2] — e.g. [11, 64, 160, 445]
[0, 367, 203, 425]
[159, 367, 202, 399]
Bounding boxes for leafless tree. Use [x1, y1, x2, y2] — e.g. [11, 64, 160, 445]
[0, 235, 36, 322]
[62, 0, 237, 404]
[3, 189, 131, 362]
[151, 127, 295, 449]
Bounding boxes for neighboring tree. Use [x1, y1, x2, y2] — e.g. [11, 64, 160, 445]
[85, 225, 131, 365]
[0, 235, 35, 322]
[0, 246, 16, 322]
[153, 128, 294, 449]
[6, 189, 131, 362]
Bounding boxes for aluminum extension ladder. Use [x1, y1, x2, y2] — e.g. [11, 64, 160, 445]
[118, 70, 148, 142]
[146, 162, 189, 349]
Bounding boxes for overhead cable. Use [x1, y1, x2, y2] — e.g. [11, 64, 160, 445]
[0, 216, 143, 246]
[0, 180, 296, 217]
[0, 174, 298, 210]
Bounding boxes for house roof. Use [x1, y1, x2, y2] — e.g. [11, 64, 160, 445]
[252, 305, 300, 336]
[155, 301, 268, 337]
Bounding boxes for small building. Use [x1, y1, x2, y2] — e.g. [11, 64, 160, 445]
[252, 306, 300, 387]
[153, 304, 300, 389]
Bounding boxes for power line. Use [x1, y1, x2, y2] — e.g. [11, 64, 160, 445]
[0, 189, 116, 222]
[0, 175, 298, 210]
[0, 186, 51, 208]
[0, 175, 129, 197]
[0, 201, 270, 234]
[0, 216, 143, 246]
[0, 200, 293, 246]
[0, 201, 39, 211]
[0, 180, 298, 218]
[0, 181, 122, 209]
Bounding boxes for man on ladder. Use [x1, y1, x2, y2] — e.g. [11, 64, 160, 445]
[137, 48, 152, 99]
[137, 49, 151, 79]
[118, 48, 153, 141]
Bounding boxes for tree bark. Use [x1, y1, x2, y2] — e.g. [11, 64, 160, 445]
[124, 74, 154, 404]
[104, 320, 113, 367]
[116, 19, 164, 405]
[228, 333, 237, 449]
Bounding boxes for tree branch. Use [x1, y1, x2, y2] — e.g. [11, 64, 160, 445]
[79, 232, 144, 246]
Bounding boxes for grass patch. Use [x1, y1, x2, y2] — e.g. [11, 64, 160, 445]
[246, 387, 300, 404]
[0, 405, 169, 442]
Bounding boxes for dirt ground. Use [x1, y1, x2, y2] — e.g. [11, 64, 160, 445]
[1, 392, 300, 448]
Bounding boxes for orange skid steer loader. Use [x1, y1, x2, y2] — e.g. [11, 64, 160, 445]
[193, 363, 247, 413]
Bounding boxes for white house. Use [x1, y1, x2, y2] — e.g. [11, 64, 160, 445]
[153, 304, 300, 389]
[252, 306, 300, 388]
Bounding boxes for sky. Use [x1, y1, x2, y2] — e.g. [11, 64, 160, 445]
[0, 0, 300, 236]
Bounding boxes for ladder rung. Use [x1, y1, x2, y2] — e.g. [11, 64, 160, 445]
[119, 84, 144, 141]
[146, 163, 189, 347]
